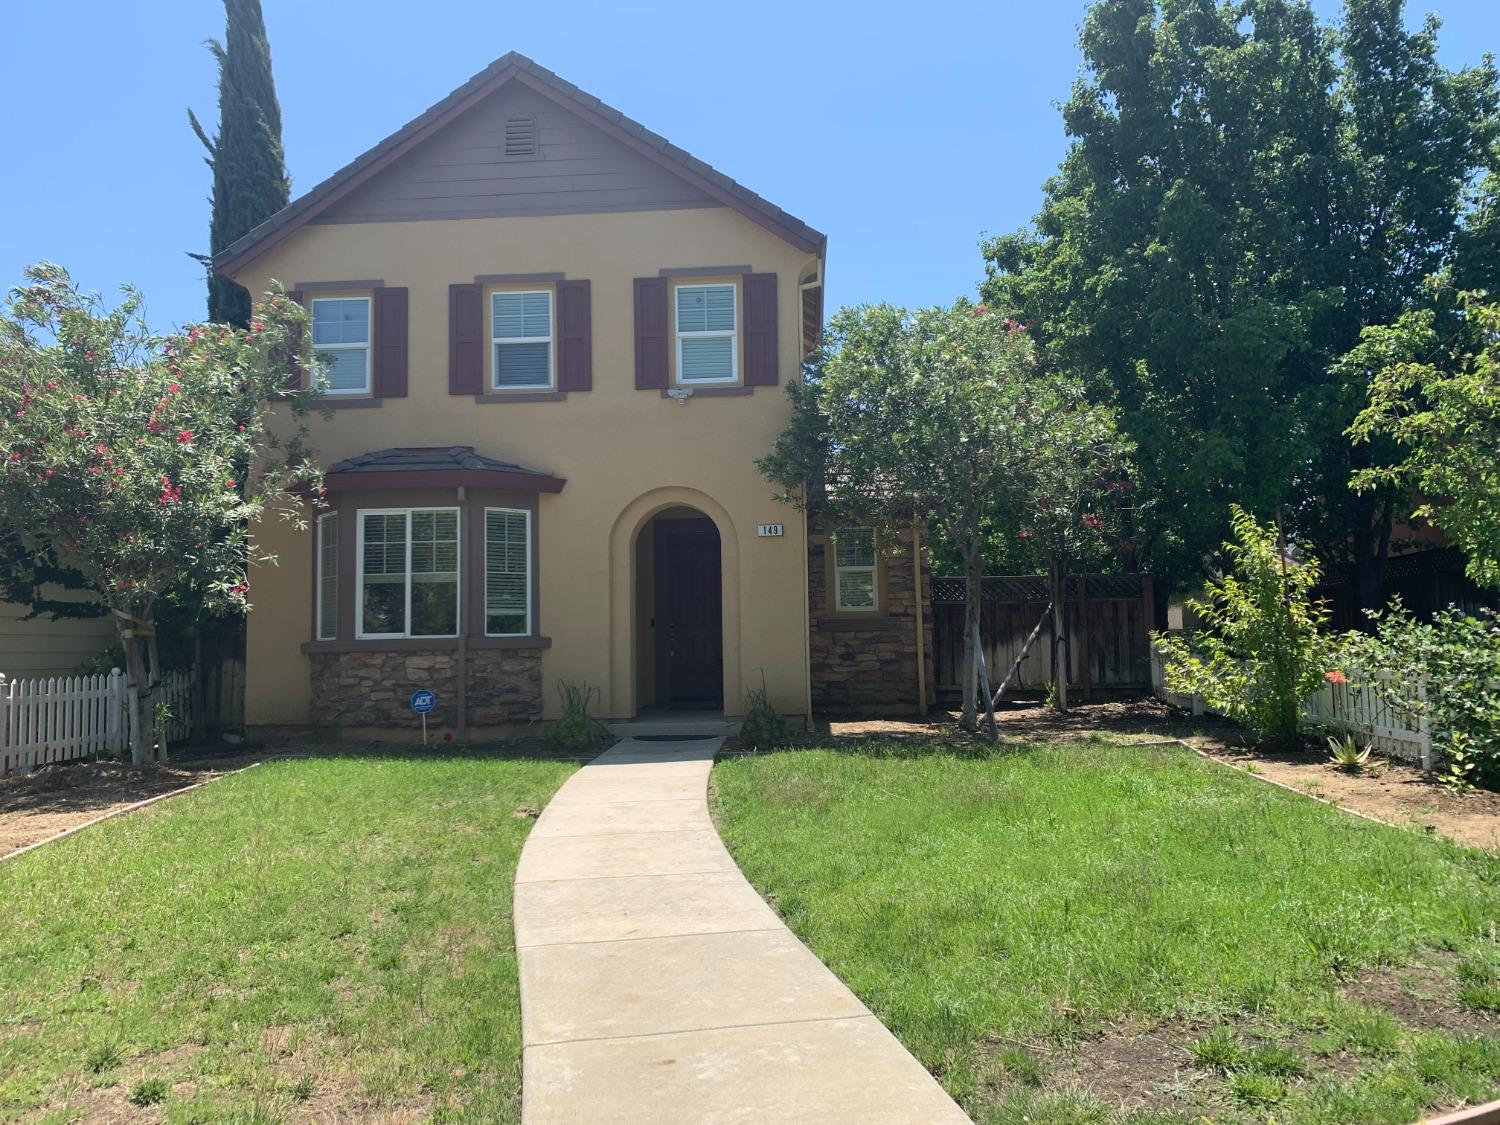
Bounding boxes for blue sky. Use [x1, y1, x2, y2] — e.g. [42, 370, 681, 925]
[2, 1, 1496, 331]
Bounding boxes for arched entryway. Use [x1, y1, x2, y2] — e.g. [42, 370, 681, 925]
[636, 507, 723, 710]
[607, 487, 741, 719]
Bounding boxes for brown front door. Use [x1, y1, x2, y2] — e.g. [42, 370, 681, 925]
[654, 518, 724, 709]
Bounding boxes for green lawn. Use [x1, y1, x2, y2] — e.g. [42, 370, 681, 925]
[0, 750, 575, 1124]
[713, 739, 1500, 1124]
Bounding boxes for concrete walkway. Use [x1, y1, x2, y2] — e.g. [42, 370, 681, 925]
[514, 736, 972, 1124]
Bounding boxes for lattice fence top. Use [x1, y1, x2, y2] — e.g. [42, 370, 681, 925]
[931, 574, 1145, 604]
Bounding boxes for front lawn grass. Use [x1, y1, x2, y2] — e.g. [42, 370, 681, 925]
[712, 739, 1500, 1124]
[0, 749, 575, 1123]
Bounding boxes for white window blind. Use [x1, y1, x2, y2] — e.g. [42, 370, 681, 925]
[485, 509, 531, 636]
[317, 512, 338, 640]
[834, 528, 877, 610]
[357, 509, 459, 638]
[675, 283, 736, 383]
[492, 290, 553, 389]
[311, 298, 371, 394]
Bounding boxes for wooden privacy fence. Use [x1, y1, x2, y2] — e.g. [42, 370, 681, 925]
[0, 667, 195, 776]
[932, 574, 1155, 703]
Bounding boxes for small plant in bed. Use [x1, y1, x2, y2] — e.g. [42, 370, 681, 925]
[546, 680, 612, 755]
[741, 677, 790, 752]
[1326, 733, 1373, 773]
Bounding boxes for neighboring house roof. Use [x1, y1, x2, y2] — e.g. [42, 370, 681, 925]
[324, 446, 565, 494]
[215, 52, 825, 276]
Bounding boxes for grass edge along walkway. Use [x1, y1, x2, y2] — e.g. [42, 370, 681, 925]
[712, 738, 1500, 1125]
[0, 748, 577, 1124]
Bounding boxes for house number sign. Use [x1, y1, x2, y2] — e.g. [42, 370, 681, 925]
[757, 524, 784, 537]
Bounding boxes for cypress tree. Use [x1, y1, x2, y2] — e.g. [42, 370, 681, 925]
[189, 0, 290, 327]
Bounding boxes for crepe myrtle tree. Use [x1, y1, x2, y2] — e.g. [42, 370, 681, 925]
[0, 263, 323, 762]
[760, 299, 1131, 731]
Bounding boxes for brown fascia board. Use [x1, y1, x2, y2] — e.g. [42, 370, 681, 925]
[322, 469, 566, 494]
[214, 53, 826, 278]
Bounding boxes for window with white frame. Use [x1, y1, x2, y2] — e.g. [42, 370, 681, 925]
[834, 528, 877, 610]
[484, 508, 531, 636]
[357, 508, 459, 638]
[675, 283, 737, 383]
[310, 297, 372, 395]
[491, 290, 553, 389]
[317, 512, 338, 640]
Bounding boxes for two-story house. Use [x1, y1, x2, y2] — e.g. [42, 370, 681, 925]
[217, 53, 931, 737]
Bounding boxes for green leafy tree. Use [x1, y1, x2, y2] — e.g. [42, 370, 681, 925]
[1344, 289, 1500, 588]
[760, 302, 1129, 729]
[984, 0, 1499, 607]
[0, 264, 321, 762]
[189, 0, 290, 327]
[1155, 506, 1334, 746]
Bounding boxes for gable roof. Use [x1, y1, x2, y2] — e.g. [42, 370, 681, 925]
[215, 52, 825, 276]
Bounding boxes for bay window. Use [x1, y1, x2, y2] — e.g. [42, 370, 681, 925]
[357, 508, 460, 638]
[485, 508, 531, 636]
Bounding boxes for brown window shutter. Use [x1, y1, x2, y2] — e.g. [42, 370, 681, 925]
[743, 272, 779, 386]
[449, 283, 483, 395]
[285, 288, 308, 392]
[633, 277, 669, 390]
[556, 279, 592, 392]
[372, 287, 409, 398]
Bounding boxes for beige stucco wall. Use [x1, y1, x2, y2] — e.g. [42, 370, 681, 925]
[235, 205, 815, 727]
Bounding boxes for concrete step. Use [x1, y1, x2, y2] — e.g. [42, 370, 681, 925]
[605, 716, 742, 739]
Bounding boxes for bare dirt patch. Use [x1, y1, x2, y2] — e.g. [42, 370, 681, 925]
[0, 753, 261, 857]
[1344, 954, 1498, 1036]
[1197, 743, 1500, 852]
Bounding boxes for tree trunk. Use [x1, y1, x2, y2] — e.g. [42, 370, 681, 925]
[147, 632, 166, 762]
[1049, 556, 1069, 713]
[959, 548, 984, 732]
[117, 624, 153, 766]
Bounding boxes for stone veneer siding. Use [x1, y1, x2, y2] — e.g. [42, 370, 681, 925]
[808, 535, 934, 715]
[309, 647, 543, 730]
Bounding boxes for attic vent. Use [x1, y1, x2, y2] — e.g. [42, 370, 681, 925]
[503, 114, 537, 157]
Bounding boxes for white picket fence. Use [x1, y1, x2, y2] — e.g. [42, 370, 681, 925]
[1304, 673, 1432, 769]
[0, 668, 195, 776]
[1151, 643, 1500, 772]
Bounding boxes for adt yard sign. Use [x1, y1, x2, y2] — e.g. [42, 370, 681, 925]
[411, 689, 436, 745]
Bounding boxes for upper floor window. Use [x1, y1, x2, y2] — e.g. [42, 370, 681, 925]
[675, 283, 737, 383]
[834, 528, 877, 610]
[357, 508, 459, 639]
[311, 297, 372, 395]
[491, 290, 554, 390]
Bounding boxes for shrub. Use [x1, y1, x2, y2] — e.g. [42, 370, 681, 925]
[1338, 602, 1500, 791]
[546, 681, 610, 755]
[1154, 506, 1334, 746]
[741, 677, 789, 752]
